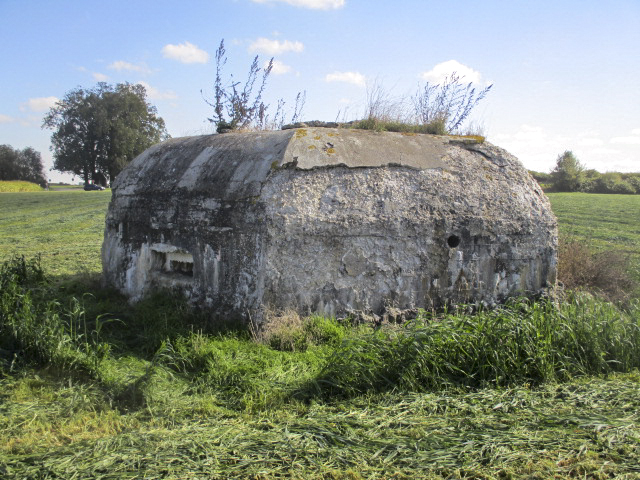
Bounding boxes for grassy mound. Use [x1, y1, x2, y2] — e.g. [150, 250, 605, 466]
[0, 181, 43, 192]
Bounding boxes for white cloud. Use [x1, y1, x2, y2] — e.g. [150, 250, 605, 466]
[0, 114, 14, 123]
[325, 71, 366, 87]
[22, 96, 59, 112]
[420, 60, 483, 84]
[162, 41, 209, 64]
[577, 138, 604, 147]
[611, 136, 640, 145]
[137, 81, 177, 100]
[108, 61, 152, 74]
[249, 37, 304, 55]
[492, 125, 559, 171]
[575, 131, 604, 147]
[93, 72, 109, 81]
[269, 60, 292, 75]
[251, 0, 344, 9]
[590, 147, 621, 156]
[497, 124, 547, 143]
[611, 129, 640, 145]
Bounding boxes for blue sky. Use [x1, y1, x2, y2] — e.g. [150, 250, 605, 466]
[1, 0, 639, 182]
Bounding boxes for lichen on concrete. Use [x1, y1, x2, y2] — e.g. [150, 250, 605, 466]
[102, 127, 557, 322]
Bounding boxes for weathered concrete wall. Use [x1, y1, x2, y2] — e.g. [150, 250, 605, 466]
[102, 128, 557, 321]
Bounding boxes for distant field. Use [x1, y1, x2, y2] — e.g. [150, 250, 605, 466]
[547, 192, 640, 256]
[547, 192, 640, 278]
[0, 190, 111, 276]
[1, 190, 639, 278]
[48, 183, 85, 191]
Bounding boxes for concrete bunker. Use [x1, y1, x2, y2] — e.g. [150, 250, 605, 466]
[102, 127, 557, 321]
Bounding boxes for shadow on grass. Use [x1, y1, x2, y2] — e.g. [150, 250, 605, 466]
[2, 261, 255, 412]
[49, 271, 248, 356]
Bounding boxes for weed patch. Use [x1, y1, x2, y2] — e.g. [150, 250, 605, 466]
[251, 309, 349, 352]
[558, 236, 638, 304]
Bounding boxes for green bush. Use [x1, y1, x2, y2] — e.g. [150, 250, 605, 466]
[597, 173, 636, 194]
[557, 169, 640, 195]
[628, 175, 640, 193]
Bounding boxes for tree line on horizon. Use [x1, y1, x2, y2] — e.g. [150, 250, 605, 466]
[0, 145, 48, 187]
[530, 150, 640, 194]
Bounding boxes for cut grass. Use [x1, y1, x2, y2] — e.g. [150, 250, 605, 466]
[1, 372, 639, 479]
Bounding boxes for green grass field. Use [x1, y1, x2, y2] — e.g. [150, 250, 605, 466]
[0, 190, 111, 276]
[547, 192, 640, 257]
[1, 191, 639, 479]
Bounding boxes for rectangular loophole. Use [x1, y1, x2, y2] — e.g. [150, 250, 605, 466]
[164, 251, 194, 277]
[169, 258, 193, 276]
[151, 247, 194, 277]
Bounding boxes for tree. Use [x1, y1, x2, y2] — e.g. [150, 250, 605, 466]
[42, 83, 169, 184]
[551, 150, 585, 192]
[0, 144, 47, 187]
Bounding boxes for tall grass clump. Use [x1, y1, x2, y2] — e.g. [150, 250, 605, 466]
[305, 296, 640, 399]
[345, 73, 491, 136]
[0, 256, 111, 375]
